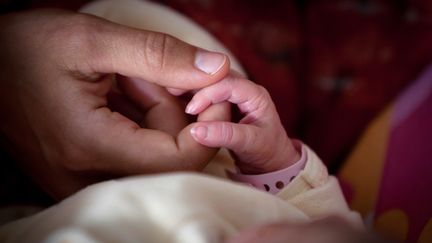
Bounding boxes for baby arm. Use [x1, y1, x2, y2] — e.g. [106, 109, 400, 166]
[186, 73, 301, 175]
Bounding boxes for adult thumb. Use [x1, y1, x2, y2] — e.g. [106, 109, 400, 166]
[73, 14, 230, 89]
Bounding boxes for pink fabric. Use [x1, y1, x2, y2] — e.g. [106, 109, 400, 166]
[375, 65, 432, 243]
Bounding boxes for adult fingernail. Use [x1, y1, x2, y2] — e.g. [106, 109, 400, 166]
[167, 87, 186, 96]
[191, 126, 208, 140]
[194, 49, 226, 75]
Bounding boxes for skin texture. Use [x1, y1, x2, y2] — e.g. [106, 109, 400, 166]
[187, 72, 300, 174]
[0, 9, 230, 199]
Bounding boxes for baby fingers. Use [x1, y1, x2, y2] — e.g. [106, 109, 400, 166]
[185, 76, 274, 124]
[190, 121, 260, 154]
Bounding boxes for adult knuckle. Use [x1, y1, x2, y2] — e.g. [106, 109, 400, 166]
[46, 14, 103, 70]
[57, 15, 97, 49]
[140, 32, 177, 72]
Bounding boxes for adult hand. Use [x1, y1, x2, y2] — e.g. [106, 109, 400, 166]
[0, 9, 230, 199]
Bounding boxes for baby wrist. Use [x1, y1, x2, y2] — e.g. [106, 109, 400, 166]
[226, 140, 306, 194]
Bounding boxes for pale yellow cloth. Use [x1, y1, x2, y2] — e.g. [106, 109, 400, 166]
[0, 146, 362, 243]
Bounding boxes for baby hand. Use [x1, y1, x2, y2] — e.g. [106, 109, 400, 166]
[186, 73, 300, 174]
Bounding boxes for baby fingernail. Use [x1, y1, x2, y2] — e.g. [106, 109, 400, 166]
[194, 49, 226, 75]
[191, 126, 208, 140]
[185, 101, 197, 114]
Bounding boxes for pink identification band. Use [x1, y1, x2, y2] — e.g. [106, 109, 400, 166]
[226, 140, 307, 194]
